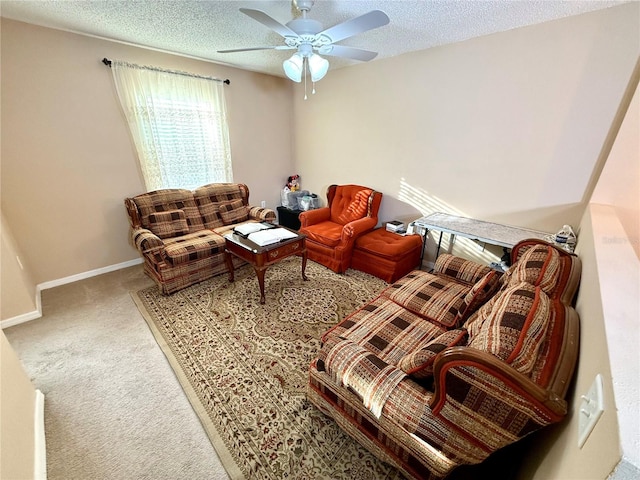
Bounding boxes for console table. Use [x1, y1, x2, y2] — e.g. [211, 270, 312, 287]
[413, 212, 553, 265]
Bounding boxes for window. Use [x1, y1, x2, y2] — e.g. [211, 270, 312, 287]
[111, 61, 232, 191]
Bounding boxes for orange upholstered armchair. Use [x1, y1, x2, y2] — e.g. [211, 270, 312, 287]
[299, 184, 382, 273]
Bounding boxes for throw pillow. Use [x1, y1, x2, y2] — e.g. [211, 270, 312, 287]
[434, 254, 493, 284]
[468, 281, 551, 376]
[398, 329, 468, 378]
[383, 271, 468, 328]
[197, 201, 224, 229]
[455, 270, 502, 323]
[147, 209, 189, 239]
[219, 199, 249, 225]
[510, 244, 560, 294]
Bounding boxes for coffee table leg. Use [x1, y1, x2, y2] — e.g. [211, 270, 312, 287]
[301, 251, 308, 281]
[225, 250, 235, 282]
[256, 267, 267, 304]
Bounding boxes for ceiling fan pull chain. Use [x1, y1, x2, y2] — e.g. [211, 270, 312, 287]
[304, 57, 308, 100]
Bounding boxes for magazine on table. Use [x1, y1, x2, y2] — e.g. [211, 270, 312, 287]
[248, 228, 297, 246]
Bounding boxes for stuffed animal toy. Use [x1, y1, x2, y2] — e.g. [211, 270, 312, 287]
[287, 174, 300, 192]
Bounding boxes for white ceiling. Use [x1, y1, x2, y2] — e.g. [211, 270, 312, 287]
[0, 0, 628, 78]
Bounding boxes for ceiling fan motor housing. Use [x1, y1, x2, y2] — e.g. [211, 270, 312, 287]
[294, 0, 315, 13]
[286, 18, 322, 35]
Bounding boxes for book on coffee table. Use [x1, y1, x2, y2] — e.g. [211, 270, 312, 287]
[248, 228, 298, 246]
[233, 222, 270, 236]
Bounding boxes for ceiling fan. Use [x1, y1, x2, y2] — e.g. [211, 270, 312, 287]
[218, 0, 390, 84]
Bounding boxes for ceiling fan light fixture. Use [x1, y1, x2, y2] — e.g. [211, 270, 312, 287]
[308, 53, 329, 82]
[283, 53, 304, 82]
[220, 6, 389, 86]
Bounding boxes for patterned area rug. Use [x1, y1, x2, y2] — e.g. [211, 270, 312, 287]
[132, 257, 403, 480]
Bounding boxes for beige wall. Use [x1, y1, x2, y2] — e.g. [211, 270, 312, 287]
[0, 18, 294, 288]
[292, 3, 639, 265]
[525, 179, 639, 478]
[1, 213, 38, 320]
[0, 331, 37, 480]
[592, 73, 640, 259]
[522, 207, 620, 479]
[521, 35, 640, 480]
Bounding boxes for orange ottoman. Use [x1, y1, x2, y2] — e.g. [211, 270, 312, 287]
[352, 228, 423, 283]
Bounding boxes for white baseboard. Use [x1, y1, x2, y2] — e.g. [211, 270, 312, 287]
[1, 309, 42, 329]
[1, 258, 143, 329]
[37, 258, 143, 290]
[34, 389, 47, 480]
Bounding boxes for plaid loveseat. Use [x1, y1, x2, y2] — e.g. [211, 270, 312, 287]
[125, 183, 275, 294]
[308, 239, 581, 479]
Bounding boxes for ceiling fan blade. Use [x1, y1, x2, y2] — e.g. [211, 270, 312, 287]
[218, 46, 294, 53]
[320, 45, 378, 62]
[239, 8, 298, 38]
[319, 10, 390, 44]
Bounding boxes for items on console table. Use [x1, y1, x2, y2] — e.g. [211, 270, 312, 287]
[413, 212, 555, 267]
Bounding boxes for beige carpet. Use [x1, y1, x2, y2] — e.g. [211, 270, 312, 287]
[4, 265, 230, 480]
[132, 257, 404, 480]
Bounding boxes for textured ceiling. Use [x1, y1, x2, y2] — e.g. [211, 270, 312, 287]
[0, 0, 628, 77]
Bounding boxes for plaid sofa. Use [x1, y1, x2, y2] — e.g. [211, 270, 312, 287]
[125, 183, 275, 294]
[308, 239, 581, 479]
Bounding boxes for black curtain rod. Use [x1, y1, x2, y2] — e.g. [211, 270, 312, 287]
[102, 58, 230, 85]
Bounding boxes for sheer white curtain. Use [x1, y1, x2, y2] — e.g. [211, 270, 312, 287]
[111, 61, 232, 191]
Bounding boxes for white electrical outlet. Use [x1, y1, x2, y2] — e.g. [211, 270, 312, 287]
[261, 200, 266, 208]
[578, 373, 604, 448]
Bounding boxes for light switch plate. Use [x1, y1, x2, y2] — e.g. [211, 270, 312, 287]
[578, 373, 604, 448]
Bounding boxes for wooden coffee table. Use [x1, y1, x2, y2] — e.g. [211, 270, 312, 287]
[224, 227, 307, 304]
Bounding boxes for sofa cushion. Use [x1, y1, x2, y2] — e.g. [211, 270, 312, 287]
[383, 270, 469, 328]
[398, 328, 468, 378]
[468, 282, 551, 376]
[456, 270, 502, 323]
[509, 244, 560, 294]
[133, 188, 204, 233]
[321, 296, 446, 367]
[219, 199, 249, 225]
[197, 202, 224, 229]
[354, 228, 423, 261]
[147, 209, 189, 239]
[193, 183, 248, 229]
[301, 221, 344, 248]
[163, 230, 225, 265]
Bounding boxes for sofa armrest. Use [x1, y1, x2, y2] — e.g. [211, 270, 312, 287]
[124, 197, 142, 228]
[433, 254, 493, 285]
[342, 216, 377, 240]
[248, 206, 276, 223]
[299, 207, 330, 228]
[131, 228, 164, 253]
[429, 346, 567, 446]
